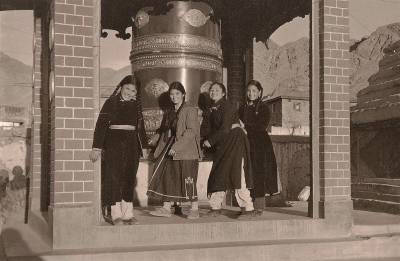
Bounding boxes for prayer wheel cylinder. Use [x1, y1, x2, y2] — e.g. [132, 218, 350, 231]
[130, 1, 222, 136]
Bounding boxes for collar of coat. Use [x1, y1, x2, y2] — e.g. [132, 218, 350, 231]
[210, 98, 226, 111]
[118, 93, 136, 102]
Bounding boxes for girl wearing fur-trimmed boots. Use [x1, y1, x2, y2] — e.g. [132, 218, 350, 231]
[89, 75, 146, 225]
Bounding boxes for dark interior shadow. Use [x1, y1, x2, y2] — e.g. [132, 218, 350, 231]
[198, 92, 212, 112]
[132, 179, 141, 207]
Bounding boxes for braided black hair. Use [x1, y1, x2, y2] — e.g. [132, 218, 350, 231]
[111, 75, 137, 97]
[246, 80, 263, 114]
[163, 81, 186, 131]
[110, 75, 145, 127]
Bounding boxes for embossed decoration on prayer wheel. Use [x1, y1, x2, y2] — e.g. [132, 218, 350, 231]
[130, 1, 223, 135]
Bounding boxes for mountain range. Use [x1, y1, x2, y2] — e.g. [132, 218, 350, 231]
[254, 22, 400, 101]
[1, 22, 400, 106]
[0, 52, 32, 106]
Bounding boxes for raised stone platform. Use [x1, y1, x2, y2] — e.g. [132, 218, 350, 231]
[2, 235, 400, 261]
[2, 202, 400, 261]
[49, 203, 352, 250]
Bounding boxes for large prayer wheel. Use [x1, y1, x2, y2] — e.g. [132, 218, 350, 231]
[130, 1, 222, 135]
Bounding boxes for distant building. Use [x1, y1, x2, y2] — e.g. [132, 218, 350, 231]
[0, 105, 29, 130]
[265, 95, 310, 136]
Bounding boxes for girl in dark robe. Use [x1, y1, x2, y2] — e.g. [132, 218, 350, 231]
[201, 82, 255, 218]
[147, 82, 202, 219]
[239, 80, 278, 215]
[89, 75, 146, 225]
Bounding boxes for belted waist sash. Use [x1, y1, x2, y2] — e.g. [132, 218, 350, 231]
[109, 125, 136, 130]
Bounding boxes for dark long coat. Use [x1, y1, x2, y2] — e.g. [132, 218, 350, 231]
[202, 99, 253, 194]
[239, 101, 278, 197]
[92, 95, 146, 206]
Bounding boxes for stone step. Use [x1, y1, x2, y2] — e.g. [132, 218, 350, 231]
[352, 190, 400, 203]
[5, 235, 400, 261]
[323, 258, 400, 261]
[4, 204, 353, 251]
[88, 214, 340, 249]
[353, 198, 400, 215]
[352, 183, 400, 195]
[352, 224, 400, 237]
[352, 178, 400, 186]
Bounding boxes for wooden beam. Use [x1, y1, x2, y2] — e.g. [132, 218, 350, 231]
[93, 0, 102, 223]
[0, 0, 33, 10]
[309, 0, 321, 219]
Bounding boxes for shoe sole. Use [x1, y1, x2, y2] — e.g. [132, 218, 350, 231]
[123, 219, 139, 225]
[113, 218, 124, 225]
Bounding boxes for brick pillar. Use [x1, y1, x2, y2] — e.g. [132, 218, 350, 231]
[50, 0, 95, 209]
[317, 0, 352, 220]
[30, 7, 44, 211]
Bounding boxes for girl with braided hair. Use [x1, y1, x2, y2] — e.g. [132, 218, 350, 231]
[202, 82, 255, 218]
[239, 80, 278, 215]
[89, 75, 147, 225]
[147, 82, 202, 219]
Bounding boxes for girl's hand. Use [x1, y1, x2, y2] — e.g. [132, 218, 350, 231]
[231, 123, 241, 129]
[203, 140, 211, 148]
[148, 134, 159, 146]
[239, 120, 247, 135]
[168, 149, 176, 156]
[89, 148, 102, 162]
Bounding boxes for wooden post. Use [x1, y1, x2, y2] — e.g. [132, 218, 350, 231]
[309, 0, 321, 218]
[93, 0, 101, 223]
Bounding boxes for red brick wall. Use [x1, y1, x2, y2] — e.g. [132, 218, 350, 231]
[320, 0, 351, 201]
[51, 0, 95, 207]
